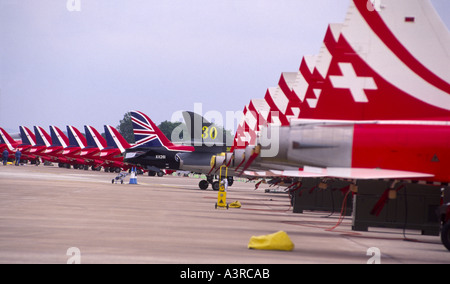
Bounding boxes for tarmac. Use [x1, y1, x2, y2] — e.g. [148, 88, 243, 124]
[0, 164, 448, 264]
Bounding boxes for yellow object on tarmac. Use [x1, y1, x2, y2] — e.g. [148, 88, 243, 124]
[215, 165, 229, 209]
[229, 201, 241, 208]
[216, 190, 228, 209]
[248, 231, 294, 251]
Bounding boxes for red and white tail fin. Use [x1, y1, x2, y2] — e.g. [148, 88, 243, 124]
[252, 0, 450, 125]
[233, 0, 450, 150]
[283, 0, 450, 122]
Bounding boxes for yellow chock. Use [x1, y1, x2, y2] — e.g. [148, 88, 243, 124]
[248, 231, 294, 251]
[229, 201, 241, 208]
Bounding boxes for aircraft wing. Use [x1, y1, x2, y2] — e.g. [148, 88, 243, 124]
[279, 166, 434, 180]
[269, 169, 327, 178]
[242, 168, 328, 178]
[243, 171, 279, 177]
[325, 168, 434, 180]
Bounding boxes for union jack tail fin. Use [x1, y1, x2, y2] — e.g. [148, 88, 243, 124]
[130, 110, 194, 152]
[104, 125, 131, 153]
[130, 110, 173, 148]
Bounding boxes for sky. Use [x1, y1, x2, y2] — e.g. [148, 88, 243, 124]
[1, 0, 449, 135]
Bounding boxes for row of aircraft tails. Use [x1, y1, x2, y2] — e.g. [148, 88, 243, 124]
[125, 0, 450, 187]
[2, 0, 449, 186]
[216, 0, 450, 185]
[1, 0, 449, 249]
[1, 0, 449, 187]
[0, 125, 133, 173]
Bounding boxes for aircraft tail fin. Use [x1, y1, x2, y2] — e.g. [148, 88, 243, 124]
[130, 110, 194, 152]
[34, 126, 52, 147]
[182, 111, 212, 143]
[0, 127, 18, 150]
[241, 0, 450, 128]
[84, 125, 107, 150]
[130, 110, 173, 148]
[182, 111, 226, 147]
[19, 126, 36, 146]
[66, 126, 87, 148]
[104, 125, 131, 153]
[49, 126, 69, 148]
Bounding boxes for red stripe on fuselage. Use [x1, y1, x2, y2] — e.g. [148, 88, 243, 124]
[352, 124, 450, 183]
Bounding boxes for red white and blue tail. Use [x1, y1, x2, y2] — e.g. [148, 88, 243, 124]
[34, 126, 52, 147]
[19, 126, 36, 147]
[0, 127, 19, 151]
[84, 125, 107, 150]
[130, 110, 194, 152]
[49, 126, 69, 148]
[104, 125, 131, 153]
[66, 125, 87, 148]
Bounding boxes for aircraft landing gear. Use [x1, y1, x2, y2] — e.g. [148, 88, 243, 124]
[198, 175, 234, 191]
[212, 181, 220, 191]
[199, 180, 209, 190]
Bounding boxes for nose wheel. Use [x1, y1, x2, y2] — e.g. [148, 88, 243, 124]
[199, 180, 209, 190]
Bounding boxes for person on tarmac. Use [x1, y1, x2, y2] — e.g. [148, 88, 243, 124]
[15, 150, 21, 166]
[2, 149, 8, 165]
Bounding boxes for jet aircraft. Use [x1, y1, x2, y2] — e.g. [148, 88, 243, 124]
[124, 110, 230, 190]
[206, 0, 450, 250]
[203, 0, 450, 183]
[0, 127, 22, 162]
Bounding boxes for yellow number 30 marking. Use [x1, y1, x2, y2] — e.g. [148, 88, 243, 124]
[202, 126, 218, 140]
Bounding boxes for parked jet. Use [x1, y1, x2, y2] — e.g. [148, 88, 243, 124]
[16, 126, 40, 164]
[61, 125, 89, 169]
[44, 125, 72, 167]
[100, 125, 133, 172]
[28, 126, 53, 164]
[124, 110, 230, 189]
[0, 127, 21, 161]
[78, 125, 108, 171]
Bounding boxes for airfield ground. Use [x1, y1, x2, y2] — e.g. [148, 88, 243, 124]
[0, 165, 448, 264]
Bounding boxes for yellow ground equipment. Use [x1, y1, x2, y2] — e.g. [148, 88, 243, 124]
[248, 231, 295, 251]
[215, 165, 229, 210]
[229, 201, 242, 208]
